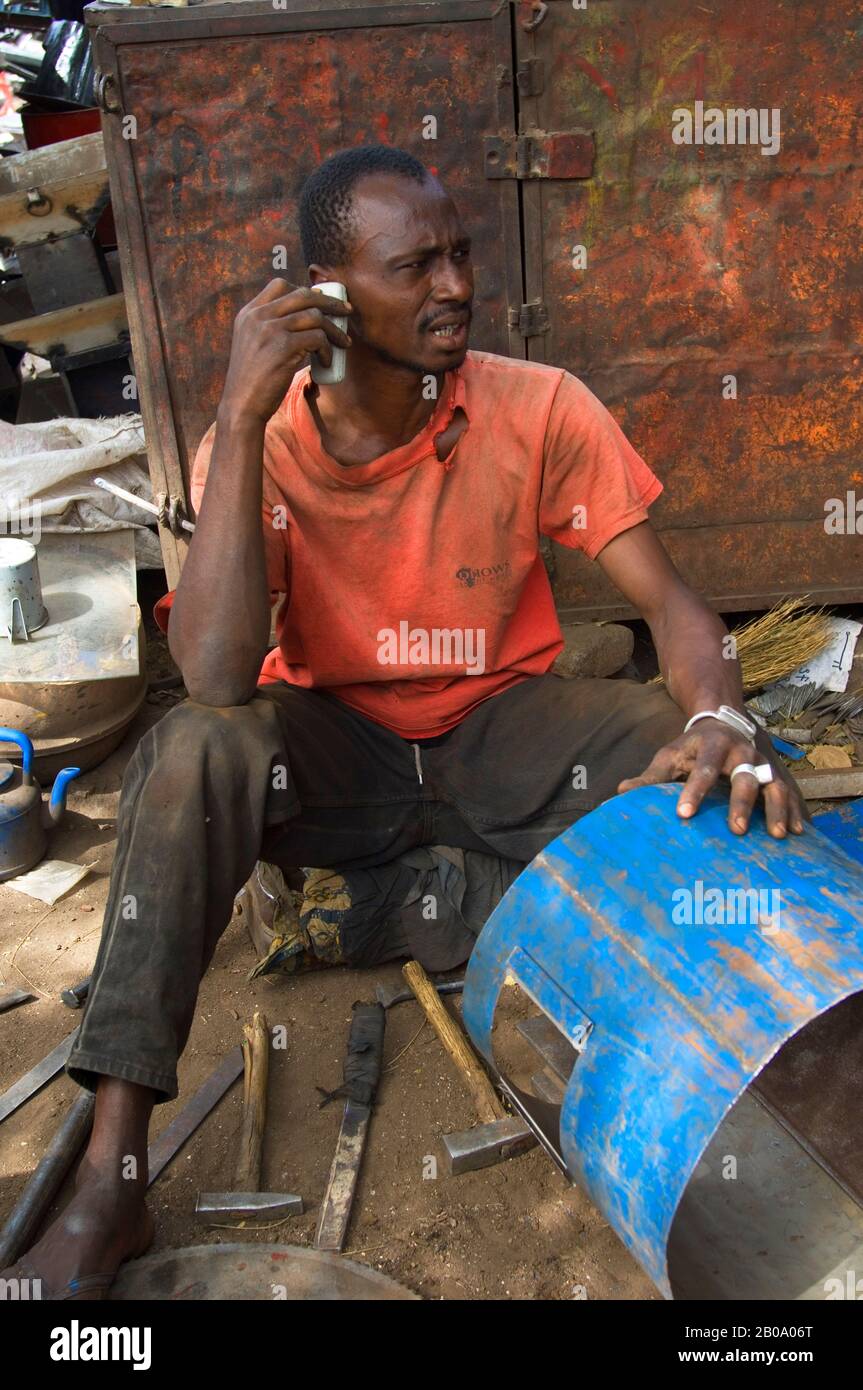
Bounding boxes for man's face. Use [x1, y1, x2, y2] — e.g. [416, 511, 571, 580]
[314, 172, 474, 375]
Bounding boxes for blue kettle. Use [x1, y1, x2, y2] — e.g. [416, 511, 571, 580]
[0, 727, 81, 881]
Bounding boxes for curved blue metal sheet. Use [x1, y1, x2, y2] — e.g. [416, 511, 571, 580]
[463, 784, 863, 1297]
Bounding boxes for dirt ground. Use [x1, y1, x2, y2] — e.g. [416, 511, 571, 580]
[0, 588, 655, 1302]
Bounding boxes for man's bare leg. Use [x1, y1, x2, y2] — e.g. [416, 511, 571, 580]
[1, 1078, 155, 1299]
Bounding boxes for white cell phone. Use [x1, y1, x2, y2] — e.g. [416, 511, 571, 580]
[310, 280, 348, 385]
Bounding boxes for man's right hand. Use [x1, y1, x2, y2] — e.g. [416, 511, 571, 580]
[220, 278, 353, 427]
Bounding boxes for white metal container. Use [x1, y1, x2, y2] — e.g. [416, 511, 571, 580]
[0, 537, 48, 643]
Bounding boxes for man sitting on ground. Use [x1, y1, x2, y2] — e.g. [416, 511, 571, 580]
[2, 145, 804, 1300]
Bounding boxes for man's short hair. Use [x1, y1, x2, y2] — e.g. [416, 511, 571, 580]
[298, 145, 430, 267]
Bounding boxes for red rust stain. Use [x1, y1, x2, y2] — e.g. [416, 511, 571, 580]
[712, 1001, 753, 1051]
[765, 929, 848, 989]
[573, 56, 622, 112]
[680, 1029, 739, 1091]
[819, 883, 863, 914]
[712, 941, 813, 1021]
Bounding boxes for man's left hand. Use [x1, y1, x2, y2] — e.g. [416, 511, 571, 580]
[617, 717, 807, 837]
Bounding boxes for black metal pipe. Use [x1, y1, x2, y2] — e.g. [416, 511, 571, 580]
[0, 1091, 94, 1269]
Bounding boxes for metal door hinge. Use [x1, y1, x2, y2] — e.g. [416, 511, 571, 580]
[508, 301, 549, 337]
[485, 132, 595, 181]
[516, 58, 544, 97]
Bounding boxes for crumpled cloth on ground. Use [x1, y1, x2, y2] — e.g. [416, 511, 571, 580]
[238, 847, 523, 979]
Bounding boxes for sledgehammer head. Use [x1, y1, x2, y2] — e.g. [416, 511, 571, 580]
[195, 1191, 304, 1219]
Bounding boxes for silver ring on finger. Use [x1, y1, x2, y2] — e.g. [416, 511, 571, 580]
[730, 761, 774, 786]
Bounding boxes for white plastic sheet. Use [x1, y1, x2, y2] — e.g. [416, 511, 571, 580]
[3, 858, 95, 905]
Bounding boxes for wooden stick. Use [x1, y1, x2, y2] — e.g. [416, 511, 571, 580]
[402, 961, 504, 1125]
[233, 1008, 270, 1192]
[791, 767, 863, 800]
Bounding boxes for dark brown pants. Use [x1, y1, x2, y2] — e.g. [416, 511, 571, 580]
[67, 674, 686, 1101]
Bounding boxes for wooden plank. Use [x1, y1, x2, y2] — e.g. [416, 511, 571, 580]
[0, 174, 111, 253]
[0, 134, 110, 254]
[0, 293, 128, 357]
[92, 32, 188, 588]
[0, 133, 105, 197]
[86, 0, 500, 45]
[791, 767, 863, 801]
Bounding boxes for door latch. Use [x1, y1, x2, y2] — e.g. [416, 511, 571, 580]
[485, 132, 595, 180]
[507, 301, 549, 338]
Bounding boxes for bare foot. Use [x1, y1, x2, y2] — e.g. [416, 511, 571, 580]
[1, 1178, 153, 1301]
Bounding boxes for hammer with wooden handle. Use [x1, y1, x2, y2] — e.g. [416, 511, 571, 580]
[196, 1008, 303, 1220]
[402, 960, 536, 1174]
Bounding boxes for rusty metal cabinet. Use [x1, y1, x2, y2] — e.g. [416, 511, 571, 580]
[85, 0, 862, 613]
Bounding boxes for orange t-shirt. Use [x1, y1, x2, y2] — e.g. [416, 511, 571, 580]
[183, 350, 662, 739]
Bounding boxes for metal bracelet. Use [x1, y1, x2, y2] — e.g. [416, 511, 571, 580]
[684, 705, 757, 742]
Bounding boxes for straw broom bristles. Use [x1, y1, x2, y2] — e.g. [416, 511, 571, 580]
[732, 598, 834, 693]
[651, 596, 834, 695]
